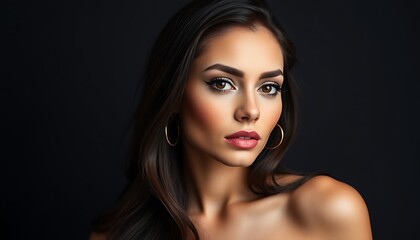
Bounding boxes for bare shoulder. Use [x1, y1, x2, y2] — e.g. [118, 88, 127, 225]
[289, 175, 372, 240]
[89, 232, 108, 240]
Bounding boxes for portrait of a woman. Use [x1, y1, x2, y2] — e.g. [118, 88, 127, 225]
[89, 0, 372, 239]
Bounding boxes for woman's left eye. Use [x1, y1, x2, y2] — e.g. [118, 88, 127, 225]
[258, 82, 281, 95]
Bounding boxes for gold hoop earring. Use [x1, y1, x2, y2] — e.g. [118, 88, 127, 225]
[265, 124, 284, 150]
[165, 123, 179, 147]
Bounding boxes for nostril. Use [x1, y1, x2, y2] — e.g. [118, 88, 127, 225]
[234, 101, 260, 122]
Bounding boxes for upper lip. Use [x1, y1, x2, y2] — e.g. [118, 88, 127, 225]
[225, 131, 261, 140]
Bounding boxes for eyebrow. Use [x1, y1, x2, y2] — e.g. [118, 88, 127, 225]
[204, 63, 283, 79]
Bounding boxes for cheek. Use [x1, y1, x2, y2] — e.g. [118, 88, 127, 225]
[186, 95, 218, 128]
[260, 98, 282, 134]
[181, 84, 228, 137]
[268, 102, 282, 123]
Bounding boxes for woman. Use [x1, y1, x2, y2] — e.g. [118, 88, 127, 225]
[91, 0, 372, 239]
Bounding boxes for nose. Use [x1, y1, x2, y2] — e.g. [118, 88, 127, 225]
[234, 91, 260, 122]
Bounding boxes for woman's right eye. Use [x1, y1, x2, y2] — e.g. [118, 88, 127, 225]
[205, 77, 236, 92]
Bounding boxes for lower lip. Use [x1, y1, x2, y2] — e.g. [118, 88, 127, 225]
[225, 138, 258, 149]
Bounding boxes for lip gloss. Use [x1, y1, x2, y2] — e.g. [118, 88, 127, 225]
[225, 137, 258, 149]
[225, 130, 260, 149]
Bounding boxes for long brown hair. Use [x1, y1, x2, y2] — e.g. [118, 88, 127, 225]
[93, 0, 313, 239]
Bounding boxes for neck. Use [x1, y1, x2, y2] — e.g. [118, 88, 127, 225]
[182, 146, 257, 218]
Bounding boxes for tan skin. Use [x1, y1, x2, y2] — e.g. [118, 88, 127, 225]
[91, 25, 372, 240]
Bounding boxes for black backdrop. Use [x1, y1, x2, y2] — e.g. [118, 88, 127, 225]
[2, 0, 419, 239]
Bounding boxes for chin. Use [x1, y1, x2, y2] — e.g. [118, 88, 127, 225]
[217, 153, 258, 168]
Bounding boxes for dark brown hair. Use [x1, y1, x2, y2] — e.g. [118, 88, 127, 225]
[93, 0, 314, 239]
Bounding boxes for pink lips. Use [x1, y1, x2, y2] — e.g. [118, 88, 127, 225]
[225, 131, 260, 149]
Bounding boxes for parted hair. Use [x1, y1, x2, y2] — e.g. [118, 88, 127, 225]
[92, 0, 315, 239]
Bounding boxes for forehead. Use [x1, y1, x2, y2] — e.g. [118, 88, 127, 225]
[193, 25, 284, 72]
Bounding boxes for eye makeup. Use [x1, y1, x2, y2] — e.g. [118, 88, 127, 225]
[204, 76, 284, 97]
[258, 81, 283, 96]
[205, 77, 236, 92]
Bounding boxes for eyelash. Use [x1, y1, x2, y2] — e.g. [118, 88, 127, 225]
[259, 82, 282, 96]
[205, 77, 236, 93]
[205, 77, 283, 96]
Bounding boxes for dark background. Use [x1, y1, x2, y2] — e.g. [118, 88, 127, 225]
[2, 0, 419, 239]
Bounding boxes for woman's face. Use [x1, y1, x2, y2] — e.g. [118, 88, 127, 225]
[180, 25, 284, 167]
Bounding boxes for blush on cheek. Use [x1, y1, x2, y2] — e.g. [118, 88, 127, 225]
[269, 108, 282, 125]
[185, 92, 221, 130]
[262, 103, 282, 133]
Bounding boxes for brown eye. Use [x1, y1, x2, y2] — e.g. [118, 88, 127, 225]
[258, 82, 281, 96]
[205, 77, 236, 92]
[215, 81, 226, 89]
[261, 85, 272, 93]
